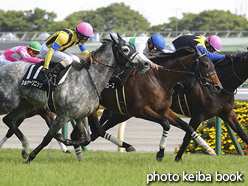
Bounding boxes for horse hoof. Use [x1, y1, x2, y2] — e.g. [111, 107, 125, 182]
[126, 146, 136, 152]
[207, 149, 216, 156]
[63, 150, 71, 154]
[77, 154, 84, 161]
[175, 157, 182, 162]
[156, 153, 164, 162]
[21, 150, 29, 159]
[156, 156, 163, 162]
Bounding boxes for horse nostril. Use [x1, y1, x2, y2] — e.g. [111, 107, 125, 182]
[144, 62, 149, 67]
[215, 85, 222, 92]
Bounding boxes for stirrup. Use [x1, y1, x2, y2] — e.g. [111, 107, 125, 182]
[42, 77, 57, 87]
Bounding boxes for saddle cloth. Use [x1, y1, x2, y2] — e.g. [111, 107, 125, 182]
[20, 62, 71, 113]
[21, 62, 71, 90]
[173, 76, 197, 117]
[104, 78, 130, 116]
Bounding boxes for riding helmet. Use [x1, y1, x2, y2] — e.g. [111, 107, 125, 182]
[28, 41, 41, 51]
[76, 22, 94, 37]
[148, 34, 166, 50]
[206, 35, 222, 52]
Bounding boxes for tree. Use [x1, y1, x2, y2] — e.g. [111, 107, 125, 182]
[0, 10, 30, 31]
[151, 10, 248, 31]
[0, 8, 59, 32]
[65, 3, 150, 32]
[25, 8, 57, 31]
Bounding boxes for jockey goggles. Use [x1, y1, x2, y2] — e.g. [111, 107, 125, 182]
[77, 32, 90, 41]
[31, 50, 40, 55]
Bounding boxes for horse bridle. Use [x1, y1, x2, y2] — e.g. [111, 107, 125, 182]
[85, 42, 139, 99]
[87, 42, 138, 69]
[112, 42, 139, 68]
[156, 53, 214, 94]
[195, 53, 218, 87]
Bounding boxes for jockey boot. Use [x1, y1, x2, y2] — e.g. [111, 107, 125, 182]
[42, 63, 66, 87]
[49, 63, 66, 86]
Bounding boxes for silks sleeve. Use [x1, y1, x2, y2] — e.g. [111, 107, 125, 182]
[44, 47, 55, 69]
[44, 34, 67, 69]
[197, 46, 225, 61]
[79, 43, 89, 58]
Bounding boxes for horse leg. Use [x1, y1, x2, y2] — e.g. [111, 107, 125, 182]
[91, 109, 130, 140]
[69, 117, 91, 161]
[88, 110, 135, 152]
[71, 126, 83, 161]
[156, 130, 169, 162]
[131, 106, 171, 161]
[98, 111, 135, 151]
[0, 116, 25, 148]
[38, 110, 70, 153]
[2, 102, 37, 159]
[166, 112, 216, 161]
[221, 110, 248, 145]
[99, 109, 114, 125]
[25, 114, 71, 163]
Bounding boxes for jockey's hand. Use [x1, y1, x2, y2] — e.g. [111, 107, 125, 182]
[225, 54, 235, 60]
[40, 67, 50, 76]
[150, 62, 163, 71]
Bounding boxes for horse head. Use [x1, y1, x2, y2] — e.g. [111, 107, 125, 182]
[193, 47, 223, 94]
[110, 33, 150, 74]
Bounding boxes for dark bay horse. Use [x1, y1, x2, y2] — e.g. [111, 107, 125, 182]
[72, 47, 223, 161]
[170, 52, 248, 161]
[0, 34, 150, 163]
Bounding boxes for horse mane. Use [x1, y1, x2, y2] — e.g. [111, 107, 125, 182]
[150, 46, 195, 64]
[214, 51, 248, 68]
[153, 46, 195, 58]
[72, 38, 113, 70]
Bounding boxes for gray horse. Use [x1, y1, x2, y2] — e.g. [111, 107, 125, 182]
[0, 34, 150, 163]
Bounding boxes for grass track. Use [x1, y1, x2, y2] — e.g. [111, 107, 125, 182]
[0, 148, 247, 186]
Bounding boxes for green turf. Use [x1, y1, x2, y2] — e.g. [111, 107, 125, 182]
[0, 149, 247, 186]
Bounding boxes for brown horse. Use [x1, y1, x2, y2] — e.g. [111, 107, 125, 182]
[98, 51, 248, 162]
[170, 51, 248, 161]
[83, 46, 223, 161]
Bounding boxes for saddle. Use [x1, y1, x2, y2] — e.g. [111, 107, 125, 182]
[20, 61, 71, 113]
[173, 76, 197, 117]
[21, 61, 71, 91]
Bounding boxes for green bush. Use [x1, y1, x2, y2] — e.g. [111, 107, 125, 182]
[174, 101, 248, 155]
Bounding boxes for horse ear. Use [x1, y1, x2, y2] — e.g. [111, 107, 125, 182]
[117, 32, 123, 41]
[195, 47, 202, 56]
[109, 33, 118, 44]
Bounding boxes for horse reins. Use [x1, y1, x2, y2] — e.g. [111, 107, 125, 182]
[89, 52, 115, 68]
[155, 55, 196, 95]
[215, 58, 243, 95]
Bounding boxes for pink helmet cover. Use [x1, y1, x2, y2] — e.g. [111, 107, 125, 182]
[206, 35, 222, 52]
[76, 22, 94, 37]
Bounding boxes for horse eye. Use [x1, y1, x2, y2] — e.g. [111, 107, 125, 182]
[202, 62, 209, 68]
[122, 46, 130, 54]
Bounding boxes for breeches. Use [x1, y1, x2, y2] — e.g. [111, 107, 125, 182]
[40, 43, 80, 65]
[0, 54, 12, 66]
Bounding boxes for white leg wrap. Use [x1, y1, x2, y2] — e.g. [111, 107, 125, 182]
[57, 141, 68, 152]
[0, 136, 7, 148]
[192, 131, 215, 153]
[104, 132, 123, 147]
[75, 147, 83, 161]
[159, 130, 168, 149]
